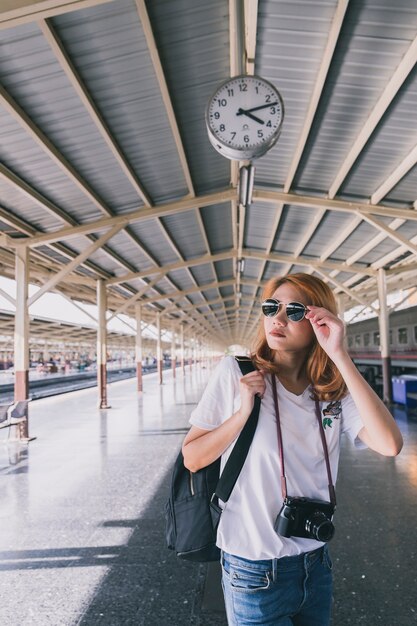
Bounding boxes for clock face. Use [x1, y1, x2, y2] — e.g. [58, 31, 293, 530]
[206, 75, 284, 160]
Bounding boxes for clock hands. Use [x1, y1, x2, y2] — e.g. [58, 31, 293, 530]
[239, 101, 279, 114]
[236, 101, 279, 125]
[236, 108, 264, 125]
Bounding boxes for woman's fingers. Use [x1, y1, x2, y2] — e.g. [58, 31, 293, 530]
[240, 370, 266, 399]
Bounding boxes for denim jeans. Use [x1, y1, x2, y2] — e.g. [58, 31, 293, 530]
[221, 545, 333, 625]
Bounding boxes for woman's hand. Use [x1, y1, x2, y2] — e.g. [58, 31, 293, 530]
[238, 370, 266, 419]
[305, 306, 347, 364]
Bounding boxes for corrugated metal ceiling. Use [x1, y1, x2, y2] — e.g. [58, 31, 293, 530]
[1, 0, 417, 348]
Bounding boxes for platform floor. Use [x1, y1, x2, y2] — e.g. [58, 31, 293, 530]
[0, 364, 416, 625]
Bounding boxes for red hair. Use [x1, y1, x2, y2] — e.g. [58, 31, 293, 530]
[251, 273, 347, 401]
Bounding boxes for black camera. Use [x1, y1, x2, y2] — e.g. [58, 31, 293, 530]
[274, 496, 335, 542]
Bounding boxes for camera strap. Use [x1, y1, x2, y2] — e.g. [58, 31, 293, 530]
[271, 374, 337, 507]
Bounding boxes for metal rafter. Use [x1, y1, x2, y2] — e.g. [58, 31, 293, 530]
[39, 17, 152, 206]
[39, 17, 220, 338]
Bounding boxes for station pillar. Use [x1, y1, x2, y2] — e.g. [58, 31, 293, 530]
[189, 337, 192, 371]
[135, 304, 143, 392]
[171, 329, 176, 378]
[180, 323, 185, 374]
[377, 268, 392, 404]
[14, 246, 31, 440]
[157, 312, 163, 384]
[97, 279, 110, 409]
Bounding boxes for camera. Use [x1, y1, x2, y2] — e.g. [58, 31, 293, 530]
[274, 496, 335, 542]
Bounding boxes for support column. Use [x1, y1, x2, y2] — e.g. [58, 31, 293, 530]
[171, 328, 176, 378]
[97, 280, 110, 409]
[180, 323, 185, 374]
[189, 337, 193, 371]
[14, 246, 30, 440]
[157, 312, 163, 385]
[43, 340, 49, 364]
[377, 269, 392, 404]
[336, 295, 345, 321]
[135, 304, 143, 392]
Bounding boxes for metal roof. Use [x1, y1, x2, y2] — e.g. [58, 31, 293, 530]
[0, 309, 166, 351]
[1, 0, 417, 349]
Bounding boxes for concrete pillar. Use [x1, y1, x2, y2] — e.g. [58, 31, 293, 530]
[14, 246, 30, 439]
[189, 336, 193, 371]
[377, 268, 392, 403]
[180, 323, 185, 374]
[156, 312, 163, 385]
[171, 328, 176, 378]
[97, 279, 110, 409]
[135, 304, 143, 392]
[336, 295, 345, 320]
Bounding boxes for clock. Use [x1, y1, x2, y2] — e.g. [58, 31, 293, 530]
[206, 74, 284, 161]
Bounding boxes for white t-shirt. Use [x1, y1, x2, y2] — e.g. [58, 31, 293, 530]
[189, 356, 365, 560]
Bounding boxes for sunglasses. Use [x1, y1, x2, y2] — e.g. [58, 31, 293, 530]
[261, 298, 308, 322]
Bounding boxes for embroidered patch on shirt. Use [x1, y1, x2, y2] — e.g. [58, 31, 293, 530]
[322, 400, 342, 429]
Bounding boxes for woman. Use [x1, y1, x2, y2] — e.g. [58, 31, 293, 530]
[182, 273, 402, 626]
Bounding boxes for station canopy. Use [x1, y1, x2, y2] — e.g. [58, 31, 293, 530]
[0, 309, 139, 351]
[1, 0, 417, 350]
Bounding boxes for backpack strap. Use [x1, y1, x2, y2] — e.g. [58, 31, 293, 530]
[210, 356, 261, 520]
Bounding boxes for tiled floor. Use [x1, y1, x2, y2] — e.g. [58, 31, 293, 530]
[0, 363, 415, 625]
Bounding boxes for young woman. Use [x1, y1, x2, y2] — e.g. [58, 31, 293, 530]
[182, 273, 402, 626]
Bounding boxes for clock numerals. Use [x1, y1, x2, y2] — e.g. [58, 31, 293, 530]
[206, 74, 284, 160]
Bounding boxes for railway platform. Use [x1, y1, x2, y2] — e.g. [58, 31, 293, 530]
[0, 363, 416, 625]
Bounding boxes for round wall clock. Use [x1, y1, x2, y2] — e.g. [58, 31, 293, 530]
[206, 74, 284, 161]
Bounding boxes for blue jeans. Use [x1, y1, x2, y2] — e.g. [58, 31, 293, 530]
[221, 545, 333, 625]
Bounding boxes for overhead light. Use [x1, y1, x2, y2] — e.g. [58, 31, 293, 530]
[238, 164, 255, 207]
[236, 258, 245, 273]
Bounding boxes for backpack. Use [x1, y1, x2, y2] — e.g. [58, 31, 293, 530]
[165, 356, 260, 562]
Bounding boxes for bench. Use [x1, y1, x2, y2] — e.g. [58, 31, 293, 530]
[0, 401, 29, 430]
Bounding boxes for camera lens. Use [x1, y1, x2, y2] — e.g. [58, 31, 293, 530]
[305, 511, 335, 542]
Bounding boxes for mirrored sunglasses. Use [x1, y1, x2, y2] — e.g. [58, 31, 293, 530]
[261, 298, 307, 322]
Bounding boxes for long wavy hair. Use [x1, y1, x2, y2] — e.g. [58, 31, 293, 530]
[251, 273, 347, 401]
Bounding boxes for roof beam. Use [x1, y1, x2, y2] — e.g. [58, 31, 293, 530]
[28, 224, 123, 306]
[108, 274, 163, 319]
[244, 0, 258, 75]
[193, 206, 231, 331]
[284, 0, 349, 193]
[39, 18, 151, 206]
[240, 202, 284, 334]
[0, 83, 114, 218]
[1, 80, 199, 314]
[358, 212, 417, 257]
[242, 248, 374, 276]
[105, 250, 235, 286]
[0, 0, 114, 28]
[135, 0, 195, 196]
[139, 279, 235, 306]
[328, 32, 417, 198]
[34, 18, 214, 338]
[371, 141, 417, 205]
[254, 189, 417, 221]
[0, 288, 16, 307]
[0, 165, 136, 283]
[312, 267, 377, 311]
[11, 189, 234, 248]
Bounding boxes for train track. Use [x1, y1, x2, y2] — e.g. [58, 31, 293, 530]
[0, 364, 168, 404]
